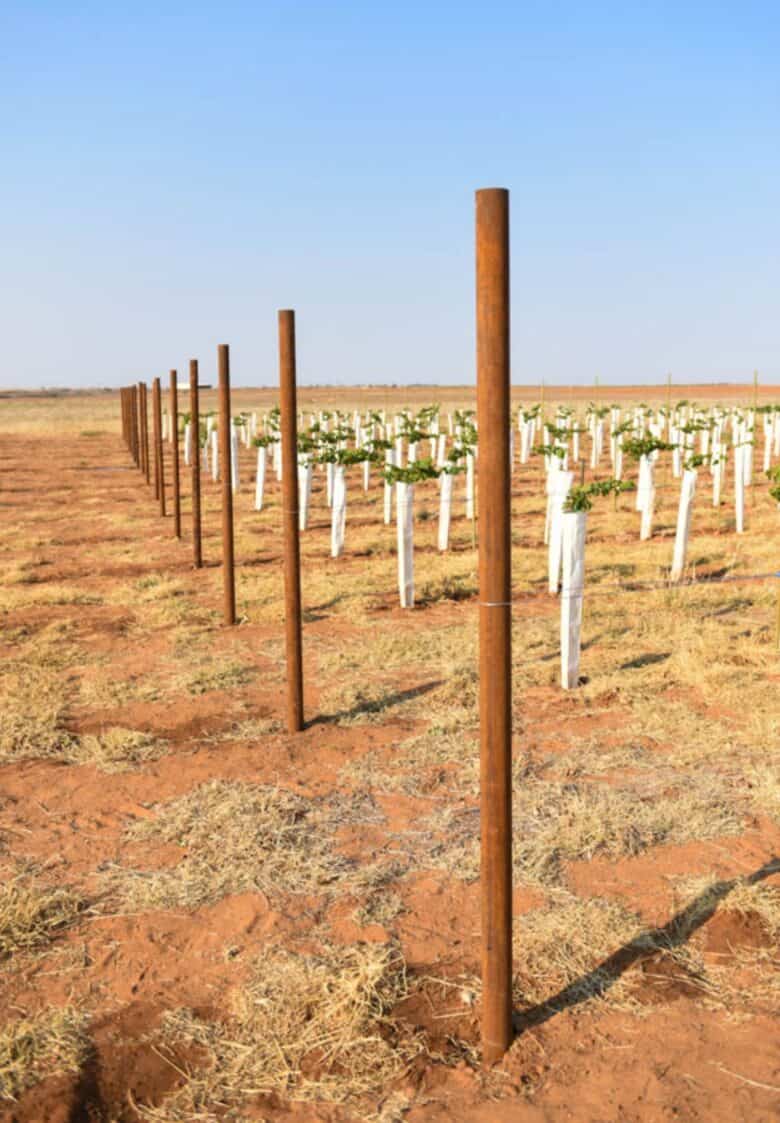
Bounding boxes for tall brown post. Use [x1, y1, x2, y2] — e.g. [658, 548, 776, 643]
[137, 382, 144, 474]
[134, 386, 140, 466]
[476, 187, 513, 1063]
[279, 310, 304, 732]
[218, 345, 236, 624]
[152, 380, 161, 501]
[139, 381, 150, 483]
[152, 377, 166, 515]
[189, 360, 202, 567]
[130, 386, 139, 465]
[169, 370, 181, 537]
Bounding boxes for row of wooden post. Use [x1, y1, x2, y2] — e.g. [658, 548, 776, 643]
[119, 322, 305, 738]
[119, 189, 512, 1063]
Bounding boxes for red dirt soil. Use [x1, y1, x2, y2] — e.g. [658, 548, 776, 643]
[0, 415, 778, 1122]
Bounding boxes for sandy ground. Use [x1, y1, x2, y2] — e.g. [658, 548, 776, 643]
[0, 388, 778, 1121]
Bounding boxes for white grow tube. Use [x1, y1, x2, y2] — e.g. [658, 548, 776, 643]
[254, 446, 266, 511]
[560, 510, 587, 690]
[396, 481, 414, 608]
[230, 427, 239, 493]
[211, 430, 219, 481]
[331, 465, 347, 558]
[735, 444, 745, 533]
[298, 459, 312, 530]
[670, 469, 696, 582]
[548, 470, 575, 594]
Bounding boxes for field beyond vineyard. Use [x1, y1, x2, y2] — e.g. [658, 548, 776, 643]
[1, 386, 779, 1122]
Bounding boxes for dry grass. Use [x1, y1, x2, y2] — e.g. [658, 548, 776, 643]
[0, 1008, 87, 1101]
[66, 727, 166, 772]
[177, 656, 256, 696]
[514, 890, 644, 1009]
[513, 887, 721, 1015]
[0, 875, 83, 960]
[0, 665, 74, 763]
[672, 873, 780, 942]
[743, 762, 780, 824]
[103, 780, 370, 911]
[425, 772, 743, 885]
[138, 943, 418, 1118]
[341, 730, 479, 797]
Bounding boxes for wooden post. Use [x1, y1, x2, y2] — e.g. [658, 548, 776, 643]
[279, 310, 304, 732]
[151, 381, 160, 497]
[152, 377, 166, 515]
[189, 360, 202, 568]
[130, 387, 138, 465]
[139, 381, 150, 483]
[475, 187, 513, 1063]
[136, 383, 143, 471]
[218, 345, 236, 624]
[134, 386, 141, 467]
[169, 370, 181, 537]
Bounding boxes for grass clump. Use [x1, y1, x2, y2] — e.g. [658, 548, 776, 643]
[514, 890, 643, 1009]
[0, 876, 83, 960]
[104, 780, 358, 911]
[142, 943, 418, 1116]
[180, 658, 255, 696]
[672, 871, 780, 943]
[0, 666, 74, 763]
[0, 1008, 87, 1100]
[426, 774, 743, 886]
[419, 575, 477, 604]
[128, 574, 195, 627]
[66, 727, 166, 772]
[513, 777, 743, 885]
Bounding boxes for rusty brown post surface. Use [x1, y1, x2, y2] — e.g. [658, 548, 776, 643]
[218, 345, 236, 624]
[189, 359, 202, 568]
[134, 386, 140, 466]
[476, 187, 513, 1064]
[153, 377, 166, 515]
[143, 381, 151, 482]
[130, 386, 138, 465]
[279, 310, 304, 732]
[140, 381, 151, 483]
[151, 380, 161, 501]
[169, 370, 181, 537]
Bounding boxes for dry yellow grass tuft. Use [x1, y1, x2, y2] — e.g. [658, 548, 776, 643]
[66, 727, 166, 772]
[138, 943, 418, 1118]
[177, 656, 256, 696]
[103, 780, 367, 911]
[0, 875, 83, 960]
[425, 772, 743, 886]
[0, 665, 74, 764]
[0, 1008, 87, 1101]
[514, 890, 643, 1009]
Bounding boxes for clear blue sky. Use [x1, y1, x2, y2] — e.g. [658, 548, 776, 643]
[2, 2, 778, 388]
